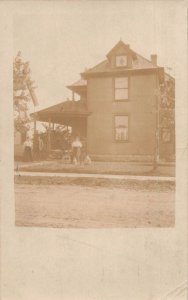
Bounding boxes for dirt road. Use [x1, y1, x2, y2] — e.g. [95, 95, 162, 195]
[15, 184, 175, 228]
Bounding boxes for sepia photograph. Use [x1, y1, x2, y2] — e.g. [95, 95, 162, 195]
[1, 1, 187, 300]
[14, 7, 176, 229]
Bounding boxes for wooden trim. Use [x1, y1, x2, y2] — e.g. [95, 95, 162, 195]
[113, 75, 130, 102]
[81, 67, 161, 79]
[115, 55, 128, 68]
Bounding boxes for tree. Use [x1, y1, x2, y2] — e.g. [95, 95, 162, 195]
[153, 68, 175, 168]
[13, 51, 38, 134]
[158, 70, 175, 132]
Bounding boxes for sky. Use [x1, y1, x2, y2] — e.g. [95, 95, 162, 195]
[13, 1, 178, 112]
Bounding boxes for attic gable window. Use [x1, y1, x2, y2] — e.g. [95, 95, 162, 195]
[116, 55, 127, 67]
[115, 77, 128, 100]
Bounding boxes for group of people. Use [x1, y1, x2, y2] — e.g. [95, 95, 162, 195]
[23, 134, 91, 165]
[71, 136, 91, 165]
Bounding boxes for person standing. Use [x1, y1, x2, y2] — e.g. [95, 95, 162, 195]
[38, 136, 44, 160]
[71, 136, 82, 164]
[33, 133, 40, 161]
[23, 136, 33, 162]
[80, 137, 87, 164]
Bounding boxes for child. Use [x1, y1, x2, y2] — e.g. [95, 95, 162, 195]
[84, 154, 92, 165]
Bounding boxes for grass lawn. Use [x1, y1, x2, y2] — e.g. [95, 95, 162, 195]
[16, 160, 175, 177]
[15, 175, 175, 192]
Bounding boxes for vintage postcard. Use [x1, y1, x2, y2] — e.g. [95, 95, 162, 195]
[13, 10, 176, 229]
[0, 1, 187, 299]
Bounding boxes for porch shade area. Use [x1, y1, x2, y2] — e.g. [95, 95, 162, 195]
[31, 100, 90, 126]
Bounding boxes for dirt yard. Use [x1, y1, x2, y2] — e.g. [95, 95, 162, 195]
[15, 184, 175, 228]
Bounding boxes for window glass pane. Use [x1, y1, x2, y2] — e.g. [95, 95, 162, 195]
[115, 128, 128, 140]
[115, 88, 128, 100]
[115, 77, 128, 88]
[116, 56, 127, 67]
[115, 116, 128, 141]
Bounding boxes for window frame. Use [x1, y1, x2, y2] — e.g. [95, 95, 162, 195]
[114, 76, 130, 102]
[113, 114, 130, 143]
[115, 55, 128, 67]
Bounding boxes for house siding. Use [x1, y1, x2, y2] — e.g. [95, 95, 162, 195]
[86, 73, 157, 160]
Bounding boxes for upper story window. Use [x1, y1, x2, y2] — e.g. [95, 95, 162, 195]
[115, 77, 128, 100]
[115, 55, 127, 67]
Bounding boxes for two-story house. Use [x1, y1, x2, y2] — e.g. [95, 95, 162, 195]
[33, 40, 175, 162]
[67, 40, 175, 162]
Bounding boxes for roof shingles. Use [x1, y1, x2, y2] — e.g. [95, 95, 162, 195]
[68, 40, 163, 88]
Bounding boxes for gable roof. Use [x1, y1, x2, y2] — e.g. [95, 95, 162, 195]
[68, 40, 173, 88]
[67, 78, 87, 93]
[80, 40, 158, 78]
[82, 53, 156, 76]
[106, 40, 130, 58]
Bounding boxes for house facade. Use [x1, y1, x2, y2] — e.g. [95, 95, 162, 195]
[67, 40, 175, 162]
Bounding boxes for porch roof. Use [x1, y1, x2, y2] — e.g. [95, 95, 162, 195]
[31, 100, 90, 125]
[67, 78, 87, 93]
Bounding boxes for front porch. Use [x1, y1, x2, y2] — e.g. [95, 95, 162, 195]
[31, 99, 90, 155]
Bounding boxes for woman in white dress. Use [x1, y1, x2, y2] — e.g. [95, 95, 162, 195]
[71, 137, 82, 164]
[23, 137, 33, 162]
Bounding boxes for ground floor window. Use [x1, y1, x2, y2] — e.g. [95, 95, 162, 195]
[114, 115, 129, 141]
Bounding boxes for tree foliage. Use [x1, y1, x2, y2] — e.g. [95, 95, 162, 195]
[158, 70, 175, 132]
[13, 52, 36, 133]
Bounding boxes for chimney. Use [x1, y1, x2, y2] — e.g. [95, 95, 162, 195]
[151, 54, 157, 66]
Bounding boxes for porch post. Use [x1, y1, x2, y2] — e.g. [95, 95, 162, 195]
[34, 117, 37, 134]
[47, 118, 52, 152]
